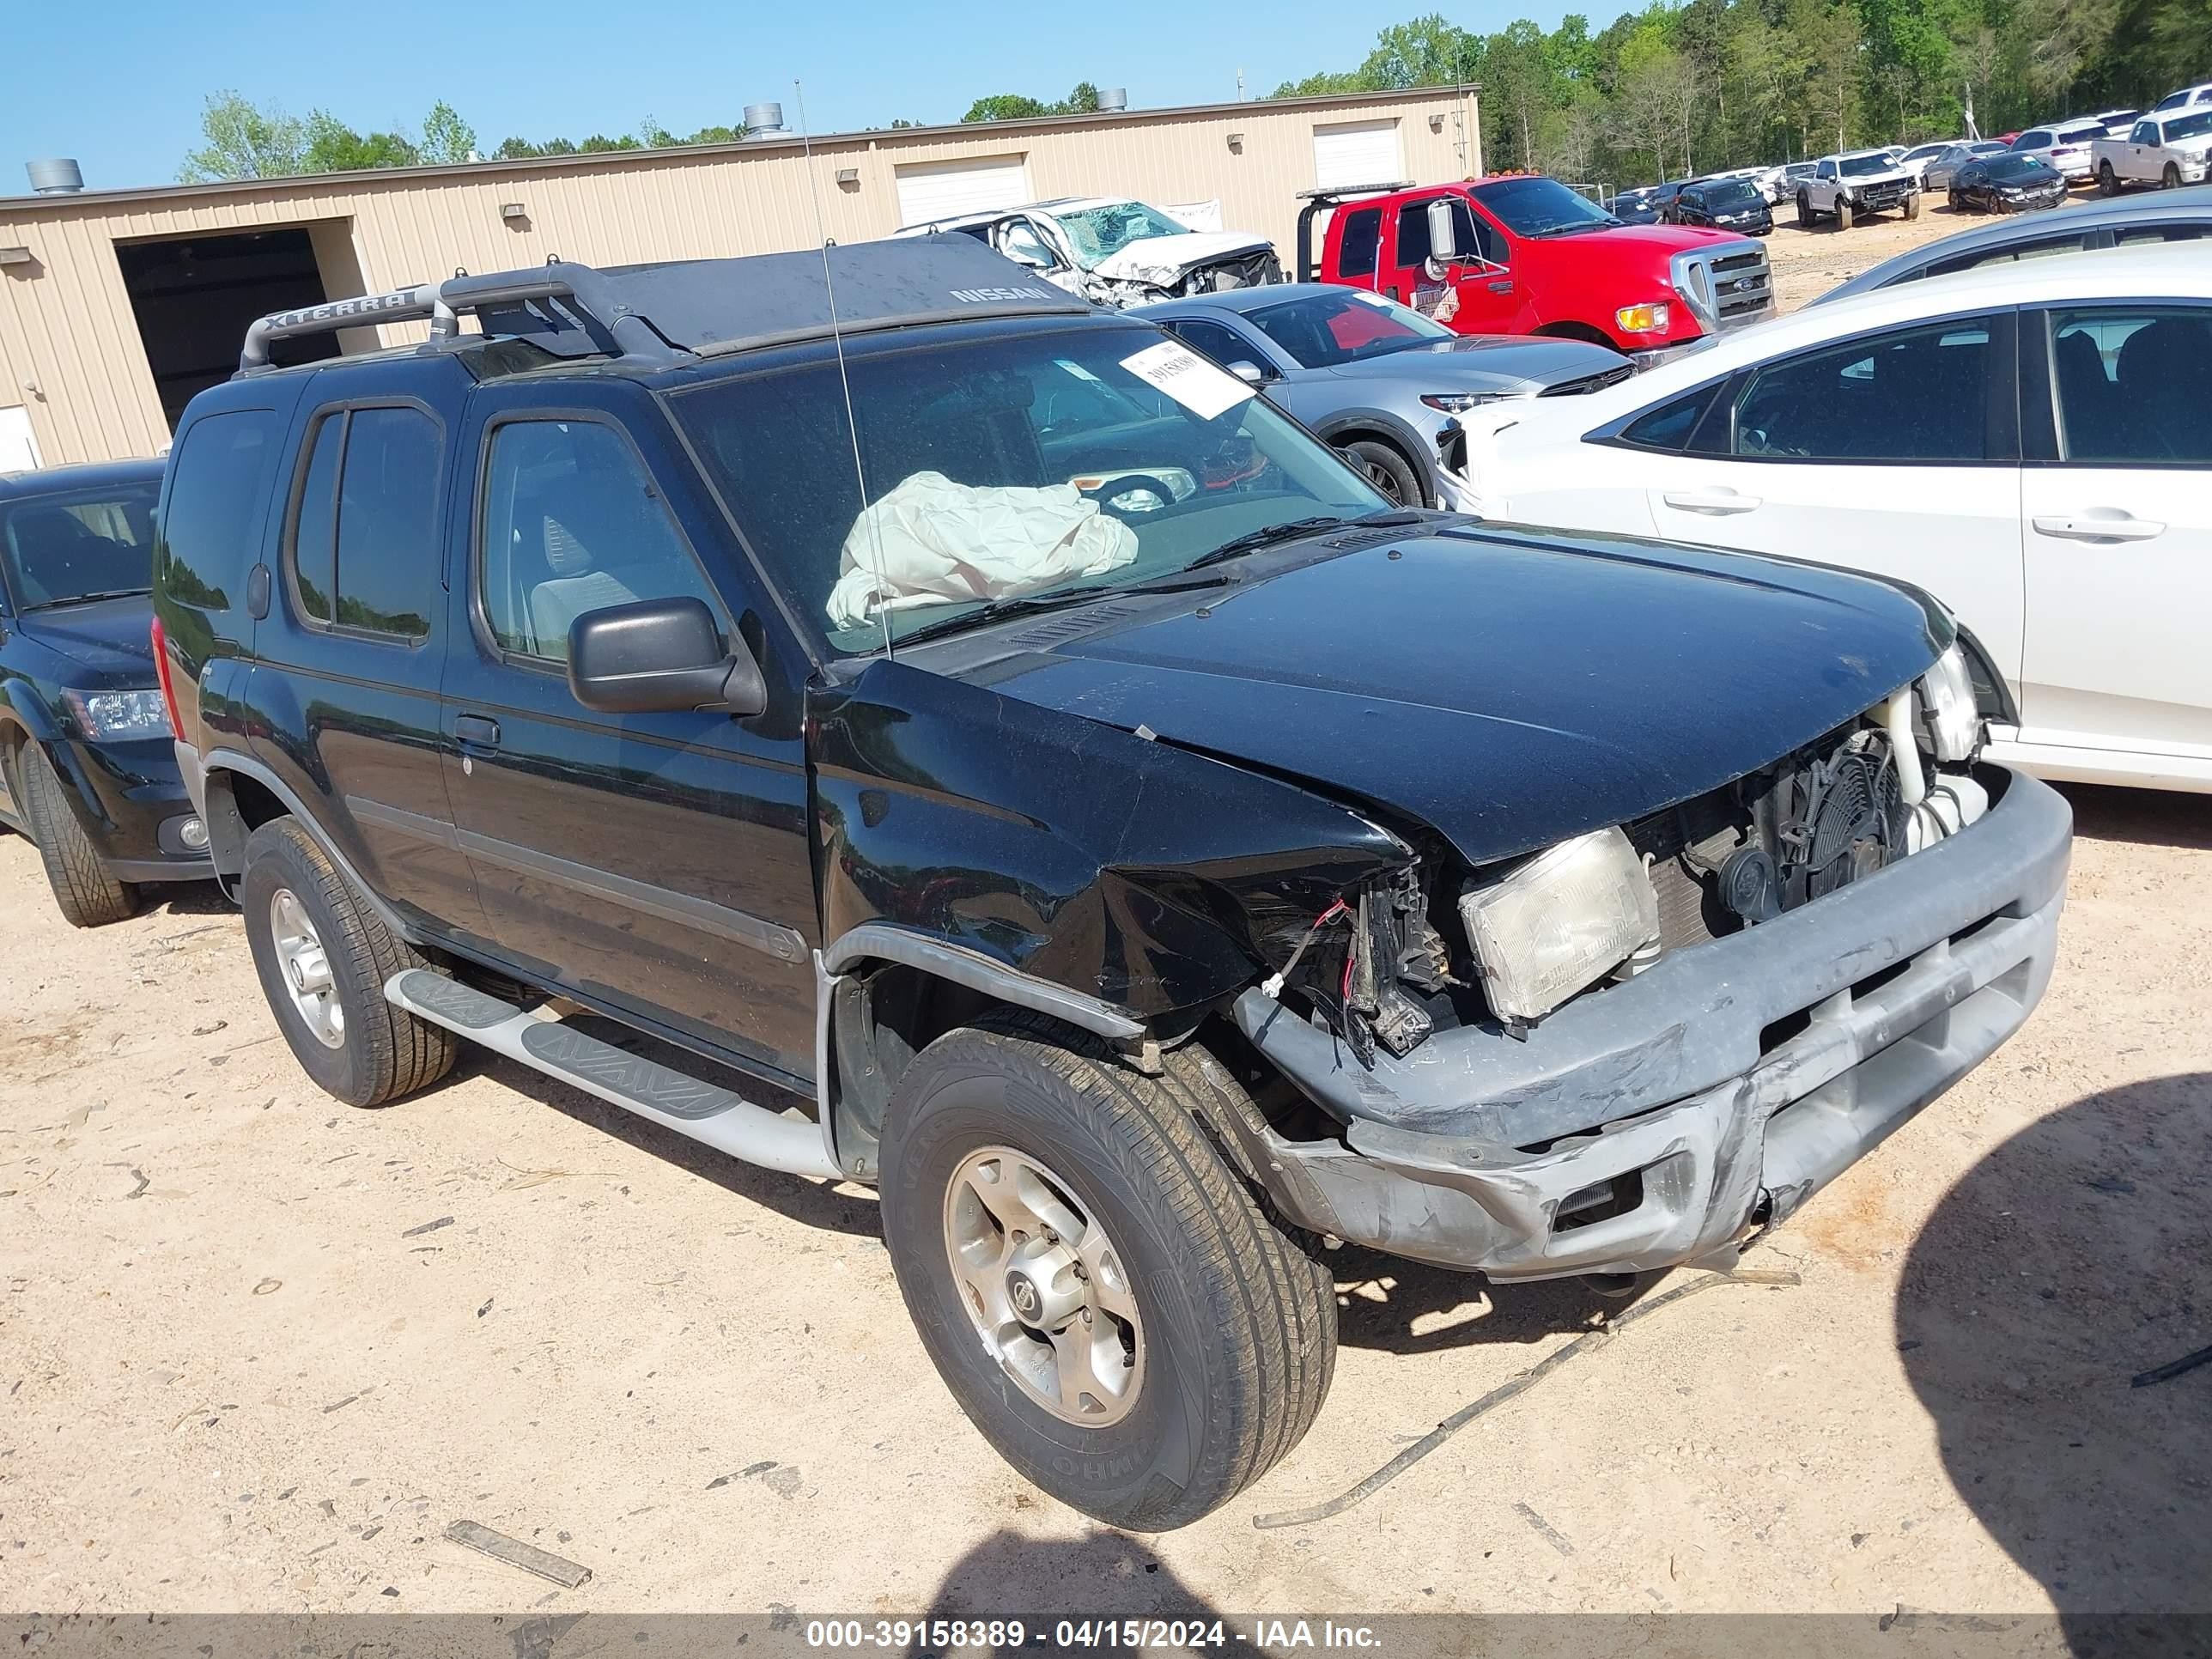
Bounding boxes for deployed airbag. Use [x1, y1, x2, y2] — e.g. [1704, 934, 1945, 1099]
[827, 471, 1139, 629]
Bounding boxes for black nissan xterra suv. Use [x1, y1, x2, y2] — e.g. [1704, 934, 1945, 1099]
[153, 240, 2071, 1530]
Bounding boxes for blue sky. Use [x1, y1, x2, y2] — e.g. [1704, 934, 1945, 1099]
[3, 0, 1566, 193]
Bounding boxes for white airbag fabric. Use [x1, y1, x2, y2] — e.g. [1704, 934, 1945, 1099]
[827, 471, 1139, 629]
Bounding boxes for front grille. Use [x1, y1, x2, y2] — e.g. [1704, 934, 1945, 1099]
[1674, 242, 1774, 332]
[1540, 364, 1637, 397]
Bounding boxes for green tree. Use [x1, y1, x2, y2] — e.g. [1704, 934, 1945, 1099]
[301, 112, 420, 173]
[179, 91, 305, 182]
[962, 93, 1053, 122]
[1361, 14, 1479, 88]
[419, 100, 478, 164]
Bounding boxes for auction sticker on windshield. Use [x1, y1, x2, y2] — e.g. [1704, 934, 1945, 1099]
[1120, 340, 1253, 421]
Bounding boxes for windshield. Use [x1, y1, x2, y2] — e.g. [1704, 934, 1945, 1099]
[671, 322, 1387, 653]
[1840, 155, 1894, 177]
[0, 481, 158, 611]
[1246, 290, 1452, 367]
[2166, 109, 2212, 141]
[1987, 155, 2050, 179]
[1469, 176, 1616, 236]
[1704, 179, 1761, 207]
[1053, 202, 1191, 269]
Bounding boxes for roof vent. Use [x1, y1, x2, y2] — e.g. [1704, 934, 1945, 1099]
[1098, 88, 1129, 112]
[26, 158, 84, 195]
[744, 103, 787, 140]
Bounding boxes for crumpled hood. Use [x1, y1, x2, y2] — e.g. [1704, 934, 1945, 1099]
[1089, 230, 1274, 285]
[971, 526, 1942, 866]
[12, 595, 160, 687]
[1322, 334, 1627, 392]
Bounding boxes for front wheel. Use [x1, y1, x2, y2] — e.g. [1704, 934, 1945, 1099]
[1796, 191, 1814, 228]
[878, 1018, 1337, 1530]
[1338, 438, 1423, 507]
[1837, 198, 1855, 230]
[2165, 162, 2183, 190]
[18, 744, 133, 927]
[1905, 191, 1922, 220]
[240, 818, 457, 1108]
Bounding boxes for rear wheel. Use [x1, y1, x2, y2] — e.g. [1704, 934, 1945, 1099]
[240, 817, 456, 1108]
[1338, 438, 1423, 507]
[2099, 161, 2119, 196]
[19, 744, 133, 927]
[878, 1016, 1337, 1531]
[2165, 162, 2183, 190]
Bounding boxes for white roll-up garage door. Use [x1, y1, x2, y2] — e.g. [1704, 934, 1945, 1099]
[894, 155, 1033, 227]
[1312, 119, 1405, 191]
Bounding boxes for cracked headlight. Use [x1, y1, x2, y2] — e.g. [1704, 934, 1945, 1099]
[1918, 644, 1981, 763]
[63, 687, 171, 740]
[1459, 827, 1662, 1024]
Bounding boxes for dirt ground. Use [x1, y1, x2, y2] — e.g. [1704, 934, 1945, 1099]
[3, 199, 2207, 1630]
[1759, 186, 2107, 312]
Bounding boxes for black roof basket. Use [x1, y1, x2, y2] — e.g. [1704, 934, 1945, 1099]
[235, 237, 1094, 376]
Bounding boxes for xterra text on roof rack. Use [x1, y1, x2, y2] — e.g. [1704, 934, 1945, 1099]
[153, 238, 2070, 1529]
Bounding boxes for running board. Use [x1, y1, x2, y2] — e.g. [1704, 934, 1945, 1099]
[385, 969, 840, 1179]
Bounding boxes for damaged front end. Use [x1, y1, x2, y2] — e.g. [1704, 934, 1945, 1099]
[1087, 243, 1285, 309]
[1219, 649, 2071, 1280]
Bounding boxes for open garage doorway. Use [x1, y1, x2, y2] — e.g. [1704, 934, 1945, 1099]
[115, 224, 368, 432]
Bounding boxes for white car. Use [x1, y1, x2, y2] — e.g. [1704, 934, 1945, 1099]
[1896, 140, 1968, 182]
[2151, 82, 2212, 114]
[1461, 244, 2212, 792]
[891, 197, 1282, 308]
[2008, 119, 2108, 182]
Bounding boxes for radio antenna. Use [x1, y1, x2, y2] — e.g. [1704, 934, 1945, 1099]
[797, 79, 895, 661]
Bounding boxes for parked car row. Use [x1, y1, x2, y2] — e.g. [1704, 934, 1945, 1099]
[3, 210, 2097, 1532]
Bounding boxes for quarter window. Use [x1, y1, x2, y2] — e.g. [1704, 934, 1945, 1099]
[1732, 317, 1995, 462]
[2046, 307, 2212, 465]
[1336, 209, 1383, 278]
[159, 410, 283, 617]
[477, 418, 722, 664]
[285, 404, 440, 640]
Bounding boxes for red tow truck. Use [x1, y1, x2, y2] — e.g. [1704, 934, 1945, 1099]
[1297, 175, 1776, 363]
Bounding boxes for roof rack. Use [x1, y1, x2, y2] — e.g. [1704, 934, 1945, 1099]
[234, 239, 1095, 378]
[1291, 183, 1418, 283]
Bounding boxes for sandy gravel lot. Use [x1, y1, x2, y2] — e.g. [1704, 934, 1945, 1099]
[2, 199, 2206, 1630]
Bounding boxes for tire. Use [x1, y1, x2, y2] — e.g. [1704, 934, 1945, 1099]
[1796, 191, 1814, 228]
[1339, 438, 1423, 507]
[240, 817, 456, 1108]
[2100, 161, 2119, 196]
[2165, 162, 2183, 190]
[878, 1015, 1337, 1531]
[1837, 198, 1855, 231]
[1949, 188, 1964, 212]
[1905, 191, 1922, 220]
[19, 744, 133, 927]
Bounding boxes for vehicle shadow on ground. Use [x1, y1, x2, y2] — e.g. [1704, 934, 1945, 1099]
[905, 1528, 1226, 1654]
[135, 881, 236, 918]
[2058, 782, 2212, 852]
[1328, 1244, 1620, 1354]
[431, 1043, 884, 1240]
[1898, 1072, 2210, 1637]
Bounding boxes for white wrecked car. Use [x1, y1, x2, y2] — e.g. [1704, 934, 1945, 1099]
[893, 197, 1283, 307]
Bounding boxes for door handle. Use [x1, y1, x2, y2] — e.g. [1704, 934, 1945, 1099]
[1662, 488, 1762, 515]
[1487, 279, 1514, 293]
[454, 714, 501, 748]
[2031, 511, 2166, 543]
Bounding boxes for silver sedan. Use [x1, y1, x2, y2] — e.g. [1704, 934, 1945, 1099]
[1134, 284, 1633, 508]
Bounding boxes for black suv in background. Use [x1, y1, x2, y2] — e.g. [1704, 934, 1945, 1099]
[0, 459, 212, 924]
[1669, 176, 1776, 235]
[153, 241, 2069, 1529]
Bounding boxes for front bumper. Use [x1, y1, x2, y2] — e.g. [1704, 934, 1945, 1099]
[1227, 767, 2070, 1281]
[53, 736, 213, 883]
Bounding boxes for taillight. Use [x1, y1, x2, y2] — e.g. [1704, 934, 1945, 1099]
[149, 614, 184, 738]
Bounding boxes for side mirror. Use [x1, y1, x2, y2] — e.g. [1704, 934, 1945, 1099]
[1425, 198, 1462, 264]
[1226, 359, 1274, 386]
[567, 596, 768, 718]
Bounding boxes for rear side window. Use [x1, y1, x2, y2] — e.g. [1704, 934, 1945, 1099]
[1336, 209, 1382, 277]
[1732, 317, 1996, 463]
[159, 410, 282, 617]
[1926, 234, 2084, 278]
[2046, 306, 2212, 465]
[1164, 318, 1258, 368]
[285, 404, 441, 641]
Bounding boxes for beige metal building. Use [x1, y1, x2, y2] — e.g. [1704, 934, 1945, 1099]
[0, 88, 1479, 467]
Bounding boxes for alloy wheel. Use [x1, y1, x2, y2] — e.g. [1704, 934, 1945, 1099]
[943, 1146, 1144, 1426]
[269, 887, 345, 1049]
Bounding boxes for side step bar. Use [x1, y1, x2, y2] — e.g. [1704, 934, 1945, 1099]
[385, 969, 841, 1180]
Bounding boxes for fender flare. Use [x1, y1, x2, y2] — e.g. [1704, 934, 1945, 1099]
[1310, 409, 1440, 501]
[198, 749, 424, 939]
